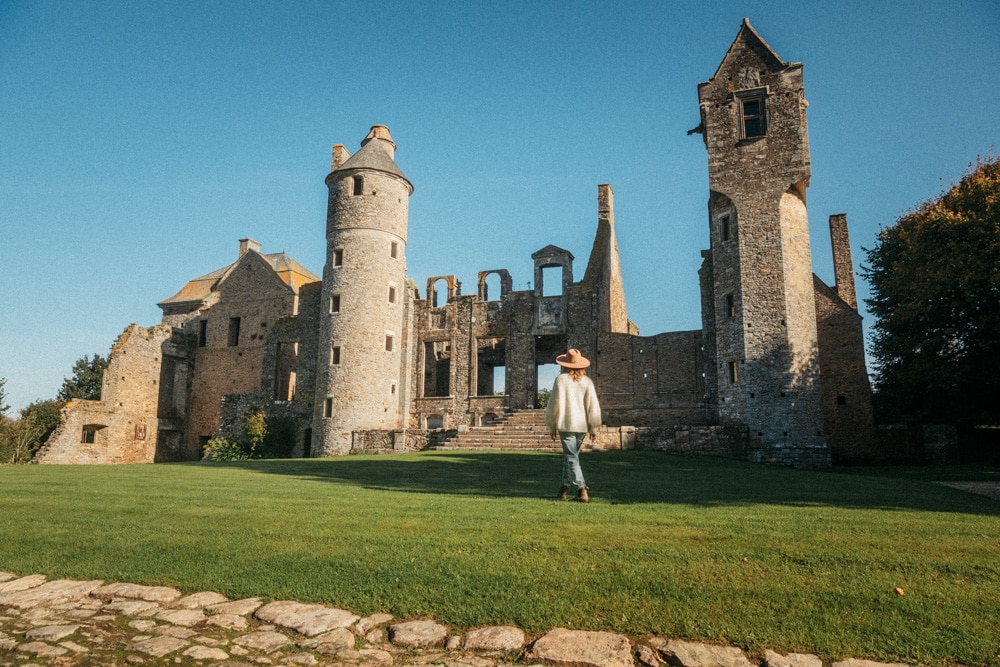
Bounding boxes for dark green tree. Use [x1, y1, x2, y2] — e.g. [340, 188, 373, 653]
[864, 157, 1000, 426]
[58, 354, 108, 401]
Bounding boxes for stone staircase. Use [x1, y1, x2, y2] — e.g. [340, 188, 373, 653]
[433, 409, 562, 451]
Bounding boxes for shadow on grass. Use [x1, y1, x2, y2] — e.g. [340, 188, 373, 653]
[207, 450, 1000, 516]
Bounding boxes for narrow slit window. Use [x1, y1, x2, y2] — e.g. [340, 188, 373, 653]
[390, 241, 398, 259]
[334, 249, 343, 267]
[725, 294, 735, 318]
[331, 346, 341, 365]
[352, 176, 363, 196]
[721, 215, 731, 241]
[330, 294, 340, 313]
[727, 361, 738, 385]
[385, 335, 394, 352]
[324, 397, 334, 418]
[228, 317, 241, 347]
[388, 285, 396, 304]
[198, 320, 208, 347]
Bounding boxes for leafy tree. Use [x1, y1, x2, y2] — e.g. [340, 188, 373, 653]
[58, 354, 108, 401]
[864, 157, 1000, 426]
[0, 400, 64, 464]
[0, 377, 9, 420]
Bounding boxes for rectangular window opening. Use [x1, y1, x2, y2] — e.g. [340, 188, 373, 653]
[390, 241, 398, 259]
[198, 320, 208, 347]
[352, 176, 363, 196]
[330, 294, 340, 313]
[324, 397, 334, 418]
[739, 94, 766, 139]
[331, 346, 341, 365]
[385, 335, 394, 352]
[725, 294, 735, 318]
[721, 215, 731, 241]
[727, 361, 738, 385]
[388, 285, 396, 304]
[228, 317, 241, 347]
[334, 249, 343, 267]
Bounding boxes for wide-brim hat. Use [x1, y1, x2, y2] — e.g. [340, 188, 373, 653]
[555, 348, 590, 369]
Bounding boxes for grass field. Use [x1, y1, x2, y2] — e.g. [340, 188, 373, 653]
[1, 451, 998, 666]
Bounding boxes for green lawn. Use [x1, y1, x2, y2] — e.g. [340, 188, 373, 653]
[1, 451, 998, 666]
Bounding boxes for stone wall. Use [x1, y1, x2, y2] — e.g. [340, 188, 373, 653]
[37, 324, 191, 464]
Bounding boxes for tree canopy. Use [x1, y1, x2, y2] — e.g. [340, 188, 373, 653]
[58, 354, 108, 401]
[0, 377, 9, 419]
[864, 157, 1000, 425]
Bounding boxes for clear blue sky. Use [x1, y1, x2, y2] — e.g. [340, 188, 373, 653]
[1, 1, 997, 412]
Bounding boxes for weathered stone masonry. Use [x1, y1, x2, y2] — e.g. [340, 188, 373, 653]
[39, 19, 874, 468]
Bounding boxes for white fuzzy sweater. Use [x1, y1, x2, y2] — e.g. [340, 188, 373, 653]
[545, 373, 602, 434]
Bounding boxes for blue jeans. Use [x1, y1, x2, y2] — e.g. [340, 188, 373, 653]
[560, 432, 587, 489]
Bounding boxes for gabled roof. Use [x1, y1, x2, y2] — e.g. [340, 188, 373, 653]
[157, 251, 320, 308]
[531, 244, 574, 260]
[707, 17, 789, 83]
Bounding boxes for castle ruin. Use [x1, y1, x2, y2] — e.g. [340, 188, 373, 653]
[37, 20, 874, 468]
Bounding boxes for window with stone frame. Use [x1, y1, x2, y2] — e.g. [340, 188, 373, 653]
[737, 90, 766, 139]
[720, 215, 732, 242]
[388, 284, 397, 304]
[331, 346, 341, 365]
[385, 334, 394, 352]
[198, 320, 208, 347]
[324, 397, 334, 418]
[330, 294, 340, 314]
[390, 241, 399, 259]
[228, 317, 241, 347]
[727, 360, 738, 385]
[334, 249, 343, 267]
[352, 176, 363, 196]
[725, 293, 736, 318]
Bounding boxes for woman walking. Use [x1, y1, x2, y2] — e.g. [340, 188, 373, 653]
[545, 348, 602, 502]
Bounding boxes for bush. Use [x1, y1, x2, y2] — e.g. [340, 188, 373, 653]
[203, 437, 252, 461]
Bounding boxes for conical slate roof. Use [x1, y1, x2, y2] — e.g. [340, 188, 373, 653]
[333, 125, 411, 187]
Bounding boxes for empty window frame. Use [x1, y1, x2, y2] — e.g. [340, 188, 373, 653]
[330, 294, 341, 313]
[390, 241, 399, 259]
[721, 215, 731, 241]
[330, 346, 341, 365]
[388, 284, 397, 304]
[727, 360, 738, 385]
[198, 320, 208, 347]
[228, 317, 241, 347]
[385, 334, 394, 352]
[334, 249, 343, 267]
[725, 293, 736, 318]
[423, 341, 451, 397]
[352, 176, 364, 196]
[738, 92, 766, 139]
[323, 397, 334, 418]
[81, 424, 104, 444]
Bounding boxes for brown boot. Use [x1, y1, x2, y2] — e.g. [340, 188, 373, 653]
[557, 486, 568, 500]
[577, 487, 590, 503]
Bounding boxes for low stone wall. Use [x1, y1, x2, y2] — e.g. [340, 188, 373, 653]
[349, 429, 453, 454]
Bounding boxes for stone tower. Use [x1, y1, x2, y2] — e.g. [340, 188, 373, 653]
[312, 125, 413, 455]
[696, 19, 829, 464]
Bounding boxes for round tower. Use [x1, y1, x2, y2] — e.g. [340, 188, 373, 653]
[313, 125, 413, 455]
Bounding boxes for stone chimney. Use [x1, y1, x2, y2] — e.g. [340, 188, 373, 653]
[239, 238, 261, 257]
[828, 214, 858, 310]
[598, 184, 614, 225]
[331, 144, 351, 171]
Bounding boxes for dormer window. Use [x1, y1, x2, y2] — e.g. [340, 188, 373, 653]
[737, 91, 766, 139]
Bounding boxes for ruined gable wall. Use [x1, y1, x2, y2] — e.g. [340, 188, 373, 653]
[183, 255, 297, 458]
[37, 325, 184, 464]
[814, 277, 875, 463]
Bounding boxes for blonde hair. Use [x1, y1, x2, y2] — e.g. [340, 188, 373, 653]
[568, 368, 587, 381]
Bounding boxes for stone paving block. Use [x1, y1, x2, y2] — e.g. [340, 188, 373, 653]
[183, 644, 230, 660]
[208, 596, 264, 616]
[300, 626, 356, 649]
[359, 647, 394, 665]
[0, 574, 46, 593]
[764, 651, 823, 667]
[25, 624, 78, 641]
[530, 628, 634, 667]
[832, 660, 910, 667]
[153, 624, 198, 638]
[157, 607, 206, 626]
[0, 578, 103, 608]
[465, 626, 526, 652]
[173, 591, 230, 609]
[206, 612, 250, 630]
[16, 640, 70, 658]
[0, 630, 16, 650]
[127, 634, 190, 657]
[0, 572, 16, 583]
[103, 598, 161, 615]
[234, 630, 293, 653]
[659, 639, 753, 667]
[61, 640, 90, 653]
[357, 612, 395, 635]
[389, 620, 449, 648]
[93, 581, 182, 603]
[255, 600, 359, 637]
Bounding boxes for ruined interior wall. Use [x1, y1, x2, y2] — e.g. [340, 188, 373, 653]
[814, 277, 876, 463]
[37, 324, 184, 464]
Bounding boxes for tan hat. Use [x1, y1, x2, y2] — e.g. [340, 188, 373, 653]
[555, 348, 590, 369]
